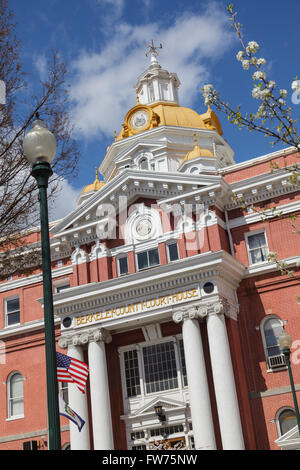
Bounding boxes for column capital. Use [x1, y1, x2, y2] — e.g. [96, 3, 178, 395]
[172, 296, 239, 324]
[172, 307, 198, 324]
[205, 297, 238, 320]
[58, 327, 112, 349]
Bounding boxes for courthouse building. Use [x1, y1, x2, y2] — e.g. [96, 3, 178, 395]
[1, 47, 300, 451]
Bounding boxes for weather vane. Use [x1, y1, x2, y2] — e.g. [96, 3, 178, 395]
[145, 40, 162, 64]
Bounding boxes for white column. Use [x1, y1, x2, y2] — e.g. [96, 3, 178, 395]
[206, 301, 244, 450]
[58, 336, 91, 450]
[88, 328, 114, 450]
[173, 309, 216, 450]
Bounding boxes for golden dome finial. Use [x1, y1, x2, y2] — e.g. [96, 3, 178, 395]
[179, 132, 214, 166]
[114, 130, 117, 141]
[81, 167, 105, 194]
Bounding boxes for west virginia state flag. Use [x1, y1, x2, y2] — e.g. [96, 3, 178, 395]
[58, 394, 85, 432]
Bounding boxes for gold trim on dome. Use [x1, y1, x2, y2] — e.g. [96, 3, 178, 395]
[117, 104, 159, 140]
[81, 167, 105, 194]
[115, 102, 223, 141]
[199, 105, 223, 136]
[179, 133, 214, 167]
[120, 104, 160, 138]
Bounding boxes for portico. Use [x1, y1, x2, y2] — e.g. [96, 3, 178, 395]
[55, 250, 245, 450]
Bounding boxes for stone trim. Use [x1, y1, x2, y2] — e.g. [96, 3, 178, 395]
[0, 425, 69, 444]
[173, 296, 239, 323]
[58, 327, 112, 349]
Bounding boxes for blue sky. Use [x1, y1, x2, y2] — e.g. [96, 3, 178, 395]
[9, 0, 300, 218]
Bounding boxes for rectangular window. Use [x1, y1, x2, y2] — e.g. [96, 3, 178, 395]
[5, 297, 20, 326]
[142, 342, 178, 393]
[247, 231, 268, 264]
[124, 349, 141, 398]
[54, 282, 70, 293]
[118, 256, 129, 276]
[167, 241, 179, 262]
[137, 248, 159, 271]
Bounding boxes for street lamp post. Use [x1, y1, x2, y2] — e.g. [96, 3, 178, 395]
[279, 330, 300, 436]
[23, 117, 61, 450]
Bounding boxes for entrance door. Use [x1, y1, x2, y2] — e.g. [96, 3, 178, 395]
[150, 437, 186, 450]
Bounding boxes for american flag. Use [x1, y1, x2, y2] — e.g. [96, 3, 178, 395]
[56, 352, 89, 394]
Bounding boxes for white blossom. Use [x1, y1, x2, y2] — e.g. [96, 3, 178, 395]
[236, 51, 244, 61]
[261, 88, 270, 99]
[253, 71, 266, 81]
[242, 60, 250, 70]
[246, 41, 259, 54]
[203, 84, 213, 93]
[268, 80, 276, 89]
[252, 87, 261, 99]
[291, 80, 300, 91]
[202, 84, 214, 105]
[280, 89, 287, 97]
[257, 58, 266, 66]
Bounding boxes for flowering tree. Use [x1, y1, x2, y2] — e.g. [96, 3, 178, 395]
[202, 4, 300, 297]
[202, 4, 300, 155]
[0, 0, 79, 279]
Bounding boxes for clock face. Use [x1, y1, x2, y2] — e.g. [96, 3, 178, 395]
[130, 110, 150, 130]
[136, 218, 152, 237]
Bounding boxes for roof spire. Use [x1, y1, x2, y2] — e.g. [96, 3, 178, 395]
[145, 40, 162, 66]
[94, 166, 99, 182]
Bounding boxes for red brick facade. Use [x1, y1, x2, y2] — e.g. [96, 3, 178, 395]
[0, 147, 299, 450]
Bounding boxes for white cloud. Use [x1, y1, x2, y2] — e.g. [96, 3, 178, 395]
[33, 53, 48, 81]
[70, 2, 234, 140]
[48, 177, 81, 222]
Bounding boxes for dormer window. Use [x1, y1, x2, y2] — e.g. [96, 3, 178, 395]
[140, 158, 149, 170]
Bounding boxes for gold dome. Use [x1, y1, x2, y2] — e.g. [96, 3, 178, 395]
[115, 102, 223, 141]
[200, 104, 223, 136]
[150, 102, 207, 129]
[180, 134, 214, 166]
[82, 167, 105, 194]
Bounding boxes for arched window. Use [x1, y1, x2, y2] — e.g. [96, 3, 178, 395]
[7, 372, 24, 418]
[261, 316, 285, 369]
[277, 408, 297, 436]
[140, 158, 149, 170]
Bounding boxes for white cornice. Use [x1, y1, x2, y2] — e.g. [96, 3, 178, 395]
[244, 255, 300, 278]
[228, 199, 300, 229]
[0, 317, 60, 340]
[220, 146, 297, 175]
[51, 250, 245, 315]
[0, 265, 73, 293]
[101, 125, 228, 175]
[50, 169, 225, 238]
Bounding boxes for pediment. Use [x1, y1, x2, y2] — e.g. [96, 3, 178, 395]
[51, 169, 225, 239]
[113, 140, 165, 166]
[132, 396, 187, 419]
[275, 425, 300, 450]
